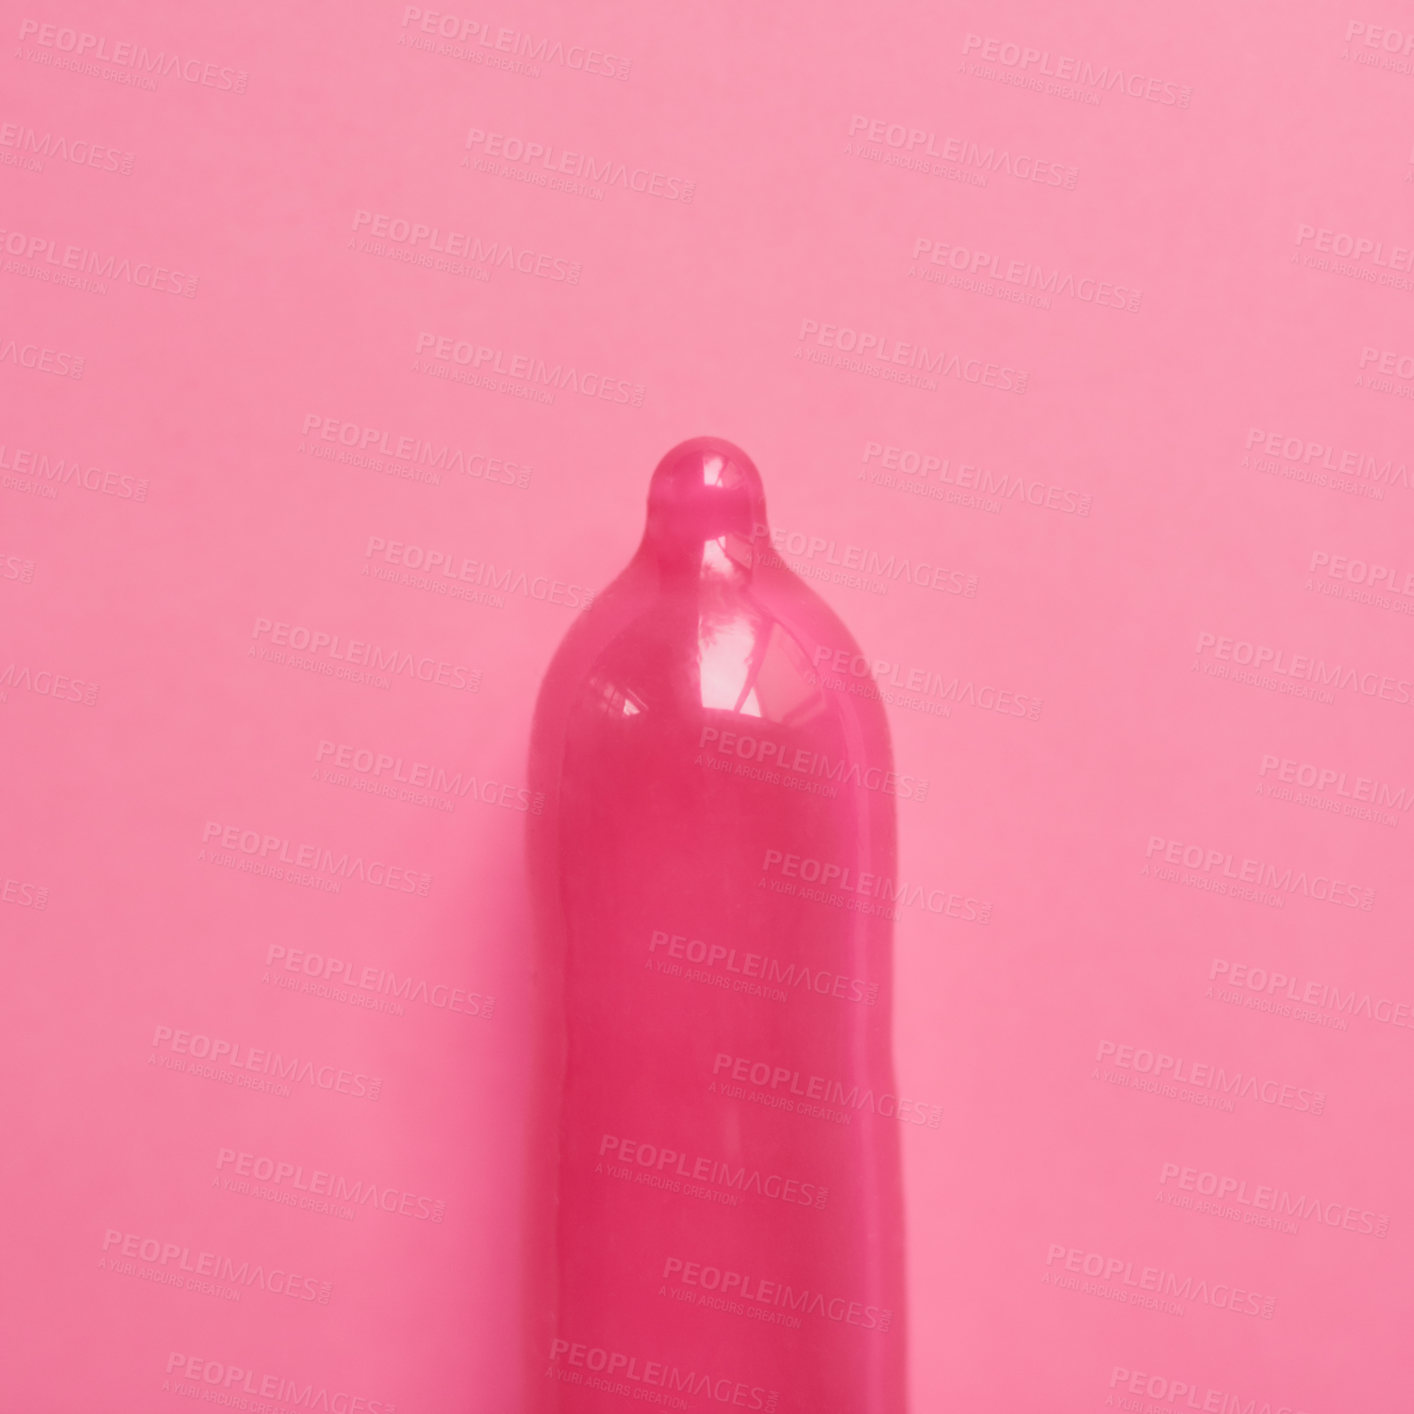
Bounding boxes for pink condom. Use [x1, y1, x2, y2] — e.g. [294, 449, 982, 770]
[527, 438, 908, 1413]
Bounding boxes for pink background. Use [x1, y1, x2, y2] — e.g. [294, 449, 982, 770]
[4, 1, 1412, 1408]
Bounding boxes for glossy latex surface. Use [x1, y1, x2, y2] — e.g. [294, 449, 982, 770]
[527, 438, 906, 1413]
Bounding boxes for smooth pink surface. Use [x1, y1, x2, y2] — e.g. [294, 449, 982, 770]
[527, 438, 905, 1411]
[3, 2, 1411, 1411]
